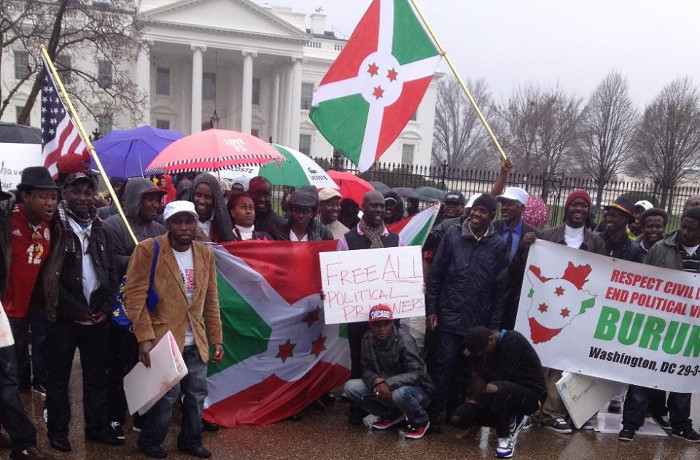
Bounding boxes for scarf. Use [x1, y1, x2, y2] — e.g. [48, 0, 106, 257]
[60, 201, 97, 253]
[359, 219, 386, 249]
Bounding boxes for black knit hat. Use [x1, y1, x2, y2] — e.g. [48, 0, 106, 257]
[471, 194, 497, 215]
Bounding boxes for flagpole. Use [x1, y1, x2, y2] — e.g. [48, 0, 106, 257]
[408, 0, 508, 162]
[39, 44, 138, 245]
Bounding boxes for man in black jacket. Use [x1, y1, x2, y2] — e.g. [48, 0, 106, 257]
[344, 304, 434, 439]
[425, 194, 508, 432]
[45, 173, 121, 452]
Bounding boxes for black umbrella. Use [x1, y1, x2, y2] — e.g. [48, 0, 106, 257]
[0, 122, 41, 144]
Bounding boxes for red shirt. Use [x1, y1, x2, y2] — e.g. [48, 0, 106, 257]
[2, 205, 51, 318]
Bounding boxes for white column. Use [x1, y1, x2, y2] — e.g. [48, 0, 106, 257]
[241, 51, 256, 134]
[191, 45, 206, 133]
[290, 58, 303, 150]
[282, 63, 293, 146]
[136, 41, 152, 125]
[270, 71, 280, 143]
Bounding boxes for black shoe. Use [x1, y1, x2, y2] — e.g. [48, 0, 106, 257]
[651, 414, 672, 431]
[201, 419, 219, 432]
[32, 385, 47, 398]
[178, 445, 211, 458]
[618, 425, 636, 441]
[320, 392, 336, 406]
[608, 400, 622, 414]
[9, 446, 55, 460]
[138, 444, 167, 458]
[288, 411, 304, 422]
[672, 425, 700, 442]
[109, 421, 125, 440]
[86, 427, 124, 446]
[48, 436, 71, 453]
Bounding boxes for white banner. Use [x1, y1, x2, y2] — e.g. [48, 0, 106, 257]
[0, 301, 14, 348]
[320, 246, 425, 324]
[0, 143, 42, 191]
[515, 240, 700, 393]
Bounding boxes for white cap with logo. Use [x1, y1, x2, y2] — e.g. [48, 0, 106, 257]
[164, 200, 198, 221]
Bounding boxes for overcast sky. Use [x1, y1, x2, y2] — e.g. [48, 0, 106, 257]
[259, 0, 700, 108]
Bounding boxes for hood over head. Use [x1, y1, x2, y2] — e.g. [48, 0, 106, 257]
[187, 173, 235, 242]
[123, 177, 164, 219]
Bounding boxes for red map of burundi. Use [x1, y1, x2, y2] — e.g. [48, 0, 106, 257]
[524, 262, 597, 344]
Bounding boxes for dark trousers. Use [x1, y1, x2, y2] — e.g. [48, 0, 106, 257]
[428, 329, 467, 421]
[347, 322, 369, 379]
[8, 306, 47, 389]
[106, 323, 139, 424]
[45, 320, 109, 439]
[0, 345, 37, 452]
[648, 389, 668, 418]
[452, 381, 541, 437]
[139, 345, 207, 450]
[622, 385, 691, 430]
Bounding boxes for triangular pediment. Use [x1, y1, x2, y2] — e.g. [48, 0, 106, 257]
[142, 0, 308, 41]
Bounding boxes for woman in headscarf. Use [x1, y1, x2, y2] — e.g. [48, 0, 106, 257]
[226, 192, 271, 241]
[187, 173, 235, 242]
[383, 190, 405, 225]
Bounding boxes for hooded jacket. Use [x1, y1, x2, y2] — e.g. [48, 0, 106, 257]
[187, 173, 234, 243]
[102, 178, 167, 277]
[383, 190, 405, 225]
[426, 219, 509, 334]
[645, 231, 696, 271]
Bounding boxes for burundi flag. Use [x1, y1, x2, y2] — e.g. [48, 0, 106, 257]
[310, 0, 441, 172]
[387, 204, 439, 246]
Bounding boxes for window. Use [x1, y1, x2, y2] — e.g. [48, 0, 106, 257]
[156, 67, 170, 95]
[97, 114, 112, 136]
[15, 106, 29, 125]
[301, 82, 314, 110]
[155, 119, 170, 130]
[252, 77, 260, 106]
[56, 54, 71, 84]
[98, 59, 112, 88]
[410, 110, 417, 121]
[14, 50, 29, 79]
[203, 72, 216, 100]
[401, 144, 415, 165]
[299, 134, 311, 155]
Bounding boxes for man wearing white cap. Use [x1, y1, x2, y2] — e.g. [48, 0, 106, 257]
[317, 188, 348, 239]
[125, 201, 224, 459]
[628, 200, 654, 241]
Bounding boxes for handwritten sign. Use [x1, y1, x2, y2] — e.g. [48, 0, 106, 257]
[0, 143, 42, 192]
[556, 372, 626, 429]
[320, 246, 425, 324]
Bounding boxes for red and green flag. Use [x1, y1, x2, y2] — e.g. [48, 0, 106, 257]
[310, 0, 441, 172]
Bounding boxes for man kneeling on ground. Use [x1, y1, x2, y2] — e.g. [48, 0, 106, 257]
[344, 304, 434, 439]
[451, 326, 546, 459]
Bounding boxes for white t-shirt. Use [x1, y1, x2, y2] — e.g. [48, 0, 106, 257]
[173, 247, 196, 346]
[235, 224, 254, 241]
[69, 217, 98, 325]
[564, 224, 585, 249]
[289, 229, 308, 242]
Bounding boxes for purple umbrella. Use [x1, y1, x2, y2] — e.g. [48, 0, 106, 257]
[91, 125, 184, 178]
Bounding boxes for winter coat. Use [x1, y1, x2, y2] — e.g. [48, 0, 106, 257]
[276, 218, 334, 241]
[645, 231, 693, 271]
[540, 224, 606, 255]
[599, 232, 644, 263]
[361, 327, 434, 394]
[124, 235, 223, 363]
[426, 219, 509, 334]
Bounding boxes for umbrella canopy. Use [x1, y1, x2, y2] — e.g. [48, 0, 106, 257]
[370, 181, 390, 193]
[0, 122, 41, 143]
[522, 194, 549, 228]
[91, 125, 184, 178]
[414, 186, 446, 202]
[326, 170, 374, 204]
[391, 187, 417, 199]
[146, 129, 285, 174]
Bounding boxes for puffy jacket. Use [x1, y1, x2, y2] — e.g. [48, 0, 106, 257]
[361, 327, 434, 394]
[645, 231, 692, 271]
[426, 219, 509, 334]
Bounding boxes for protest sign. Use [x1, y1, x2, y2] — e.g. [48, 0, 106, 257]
[0, 143, 42, 191]
[515, 240, 700, 393]
[320, 246, 425, 324]
[0, 301, 14, 348]
[556, 372, 626, 429]
[124, 330, 188, 415]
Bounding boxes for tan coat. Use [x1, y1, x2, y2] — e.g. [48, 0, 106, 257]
[124, 234, 223, 363]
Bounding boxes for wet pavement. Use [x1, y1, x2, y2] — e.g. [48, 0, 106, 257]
[13, 355, 700, 460]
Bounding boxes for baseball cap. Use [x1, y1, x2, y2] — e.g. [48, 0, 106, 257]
[465, 193, 482, 208]
[164, 200, 198, 221]
[634, 200, 654, 212]
[368, 304, 393, 323]
[63, 172, 95, 188]
[497, 187, 529, 206]
[444, 191, 466, 204]
[318, 188, 342, 201]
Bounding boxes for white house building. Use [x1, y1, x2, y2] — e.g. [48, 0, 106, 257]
[1, 0, 440, 167]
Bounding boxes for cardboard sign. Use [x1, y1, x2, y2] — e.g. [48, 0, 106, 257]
[320, 246, 425, 324]
[515, 240, 700, 393]
[0, 143, 42, 191]
[556, 371, 627, 429]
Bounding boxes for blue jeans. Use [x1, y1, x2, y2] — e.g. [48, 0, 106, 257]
[138, 345, 208, 450]
[0, 345, 37, 452]
[622, 385, 692, 430]
[344, 379, 431, 425]
[428, 329, 467, 421]
[8, 306, 47, 388]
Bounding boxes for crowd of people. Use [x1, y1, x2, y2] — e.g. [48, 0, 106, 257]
[0, 154, 699, 459]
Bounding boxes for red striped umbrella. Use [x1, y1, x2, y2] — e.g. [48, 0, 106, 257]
[145, 129, 285, 174]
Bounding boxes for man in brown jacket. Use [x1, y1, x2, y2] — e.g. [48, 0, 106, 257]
[125, 201, 224, 459]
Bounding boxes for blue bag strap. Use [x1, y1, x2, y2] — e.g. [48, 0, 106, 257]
[149, 238, 160, 283]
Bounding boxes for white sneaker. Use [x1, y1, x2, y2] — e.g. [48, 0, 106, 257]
[496, 435, 514, 458]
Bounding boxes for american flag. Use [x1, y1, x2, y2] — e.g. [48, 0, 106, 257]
[40, 56, 88, 176]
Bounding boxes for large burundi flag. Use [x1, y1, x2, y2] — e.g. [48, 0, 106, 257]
[310, 0, 441, 172]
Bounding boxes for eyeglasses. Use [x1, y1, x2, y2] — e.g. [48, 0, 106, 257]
[291, 207, 313, 215]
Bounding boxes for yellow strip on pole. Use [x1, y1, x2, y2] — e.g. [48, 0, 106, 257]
[408, 0, 507, 162]
[39, 44, 138, 245]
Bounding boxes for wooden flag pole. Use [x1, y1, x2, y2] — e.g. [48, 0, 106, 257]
[408, 0, 508, 161]
[39, 44, 138, 245]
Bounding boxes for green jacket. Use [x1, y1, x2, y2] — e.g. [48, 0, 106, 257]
[645, 231, 690, 271]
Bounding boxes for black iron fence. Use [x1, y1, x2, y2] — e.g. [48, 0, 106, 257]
[313, 156, 700, 229]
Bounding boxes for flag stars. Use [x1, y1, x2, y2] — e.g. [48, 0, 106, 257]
[276, 339, 296, 363]
[387, 68, 398, 82]
[555, 286, 565, 296]
[560, 308, 570, 318]
[311, 334, 327, 358]
[372, 86, 384, 99]
[367, 62, 379, 76]
[538, 303, 548, 313]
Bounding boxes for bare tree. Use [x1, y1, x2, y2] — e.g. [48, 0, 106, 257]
[1, 0, 146, 126]
[578, 71, 638, 212]
[432, 76, 498, 170]
[629, 77, 700, 211]
[495, 83, 582, 199]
